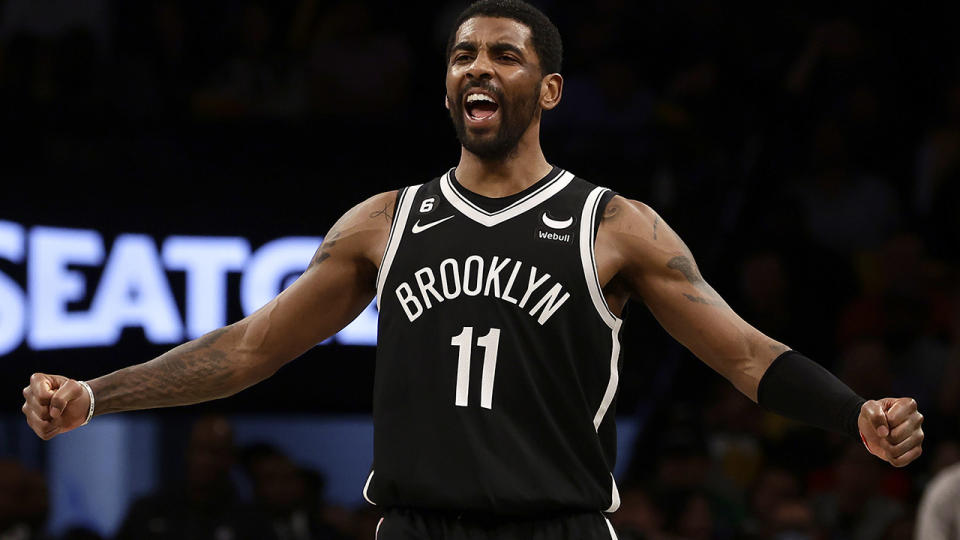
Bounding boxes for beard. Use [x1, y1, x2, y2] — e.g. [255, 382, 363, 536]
[448, 80, 541, 161]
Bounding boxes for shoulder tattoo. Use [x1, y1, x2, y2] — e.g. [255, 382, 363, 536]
[369, 202, 394, 222]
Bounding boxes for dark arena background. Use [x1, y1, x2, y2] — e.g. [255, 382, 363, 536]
[1, 1, 959, 539]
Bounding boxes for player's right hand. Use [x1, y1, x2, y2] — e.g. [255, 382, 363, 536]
[22, 373, 90, 440]
[858, 397, 924, 467]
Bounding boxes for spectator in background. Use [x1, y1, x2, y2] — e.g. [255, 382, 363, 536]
[835, 341, 894, 401]
[765, 497, 821, 540]
[115, 415, 272, 540]
[738, 252, 793, 346]
[703, 381, 765, 504]
[241, 443, 347, 540]
[608, 486, 668, 540]
[649, 424, 740, 539]
[792, 118, 900, 256]
[837, 233, 953, 411]
[741, 466, 802, 539]
[811, 442, 905, 540]
[672, 491, 719, 540]
[915, 461, 960, 540]
[0, 459, 50, 540]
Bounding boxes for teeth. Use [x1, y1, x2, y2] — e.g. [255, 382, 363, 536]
[467, 94, 496, 104]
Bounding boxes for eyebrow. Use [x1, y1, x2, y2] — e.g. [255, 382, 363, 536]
[451, 41, 526, 59]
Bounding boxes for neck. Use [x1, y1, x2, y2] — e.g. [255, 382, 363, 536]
[455, 122, 553, 198]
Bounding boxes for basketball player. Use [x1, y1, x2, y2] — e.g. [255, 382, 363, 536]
[22, 1, 924, 538]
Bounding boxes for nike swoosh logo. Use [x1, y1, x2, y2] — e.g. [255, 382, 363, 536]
[541, 212, 573, 229]
[411, 215, 455, 233]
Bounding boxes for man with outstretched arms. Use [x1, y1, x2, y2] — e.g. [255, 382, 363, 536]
[23, 1, 923, 538]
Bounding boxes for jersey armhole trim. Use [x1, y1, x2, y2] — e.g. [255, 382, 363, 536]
[363, 469, 377, 505]
[606, 473, 621, 513]
[579, 186, 623, 329]
[376, 184, 421, 309]
[603, 514, 620, 539]
[583, 187, 624, 434]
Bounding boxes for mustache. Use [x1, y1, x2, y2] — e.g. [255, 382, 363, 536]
[454, 81, 504, 105]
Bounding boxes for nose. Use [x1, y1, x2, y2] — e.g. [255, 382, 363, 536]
[465, 52, 494, 80]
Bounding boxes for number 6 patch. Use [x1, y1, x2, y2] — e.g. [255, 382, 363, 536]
[420, 197, 437, 214]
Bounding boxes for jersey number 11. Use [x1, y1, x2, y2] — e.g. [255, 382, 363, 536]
[450, 327, 501, 409]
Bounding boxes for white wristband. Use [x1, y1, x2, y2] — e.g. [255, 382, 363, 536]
[77, 380, 95, 426]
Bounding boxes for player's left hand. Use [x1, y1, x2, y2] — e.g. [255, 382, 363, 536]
[858, 397, 924, 467]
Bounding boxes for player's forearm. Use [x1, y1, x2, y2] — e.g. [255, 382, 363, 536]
[705, 331, 786, 403]
[756, 349, 866, 439]
[87, 322, 276, 415]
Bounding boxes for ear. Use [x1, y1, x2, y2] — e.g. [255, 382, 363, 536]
[539, 73, 563, 111]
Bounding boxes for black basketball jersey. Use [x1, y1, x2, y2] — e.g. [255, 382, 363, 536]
[365, 166, 623, 516]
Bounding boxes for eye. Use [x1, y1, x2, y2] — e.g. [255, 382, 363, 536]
[499, 55, 518, 63]
[454, 54, 473, 63]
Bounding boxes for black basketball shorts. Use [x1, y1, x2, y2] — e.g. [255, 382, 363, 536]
[374, 508, 619, 540]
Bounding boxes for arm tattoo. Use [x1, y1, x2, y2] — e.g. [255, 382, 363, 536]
[369, 203, 394, 222]
[308, 230, 341, 269]
[653, 216, 660, 240]
[682, 293, 725, 306]
[666, 256, 704, 285]
[91, 327, 237, 415]
[667, 255, 728, 307]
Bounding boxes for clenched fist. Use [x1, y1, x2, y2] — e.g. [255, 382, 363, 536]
[858, 397, 924, 467]
[22, 373, 91, 440]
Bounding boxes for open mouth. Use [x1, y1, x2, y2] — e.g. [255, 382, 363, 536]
[464, 92, 499, 121]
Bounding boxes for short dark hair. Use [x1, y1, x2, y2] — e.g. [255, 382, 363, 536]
[446, 0, 563, 76]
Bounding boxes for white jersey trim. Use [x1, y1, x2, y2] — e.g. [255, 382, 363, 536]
[376, 185, 422, 310]
[579, 186, 623, 330]
[581, 186, 623, 500]
[604, 515, 620, 539]
[362, 469, 377, 505]
[593, 319, 622, 431]
[606, 473, 621, 513]
[582, 186, 623, 428]
[440, 169, 574, 227]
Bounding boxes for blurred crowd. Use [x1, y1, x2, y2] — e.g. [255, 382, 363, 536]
[2, 0, 960, 539]
[1, 415, 381, 540]
[1, 411, 958, 540]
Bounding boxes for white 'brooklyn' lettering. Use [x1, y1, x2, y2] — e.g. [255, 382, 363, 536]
[395, 256, 570, 325]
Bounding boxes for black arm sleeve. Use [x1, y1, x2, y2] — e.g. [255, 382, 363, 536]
[757, 350, 866, 439]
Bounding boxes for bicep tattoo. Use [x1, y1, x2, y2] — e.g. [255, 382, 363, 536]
[308, 230, 342, 269]
[667, 255, 727, 307]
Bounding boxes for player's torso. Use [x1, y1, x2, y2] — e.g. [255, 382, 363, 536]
[367, 167, 623, 516]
